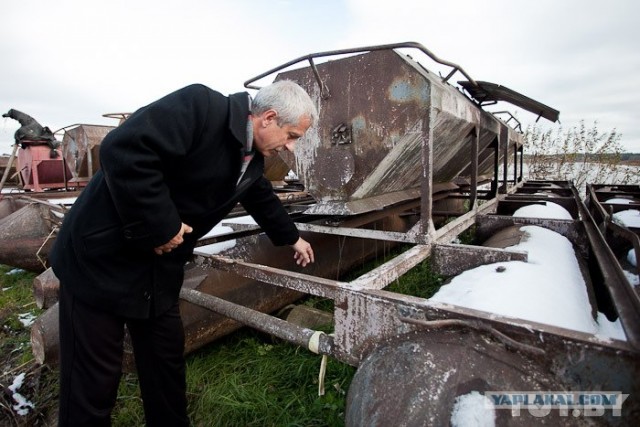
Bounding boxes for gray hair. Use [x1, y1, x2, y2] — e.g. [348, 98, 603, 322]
[252, 80, 318, 127]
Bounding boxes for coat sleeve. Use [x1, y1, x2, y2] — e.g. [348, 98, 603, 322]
[99, 84, 213, 249]
[240, 175, 300, 246]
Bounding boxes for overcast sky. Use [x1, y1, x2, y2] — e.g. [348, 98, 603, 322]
[1, 0, 638, 155]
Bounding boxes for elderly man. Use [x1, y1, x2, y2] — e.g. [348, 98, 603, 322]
[50, 80, 318, 426]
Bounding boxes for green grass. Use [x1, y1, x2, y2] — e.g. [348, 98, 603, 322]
[0, 265, 57, 426]
[110, 328, 355, 427]
[1, 248, 446, 426]
[0, 266, 39, 367]
[386, 257, 444, 299]
[187, 331, 352, 427]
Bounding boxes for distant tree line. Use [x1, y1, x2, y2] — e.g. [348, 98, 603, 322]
[524, 152, 640, 163]
[620, 153, 640, 163]
[523, 120, 639, 189]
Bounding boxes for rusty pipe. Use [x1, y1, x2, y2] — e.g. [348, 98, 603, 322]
[180, 288, 333, 355]
[244, 41, 477, 91]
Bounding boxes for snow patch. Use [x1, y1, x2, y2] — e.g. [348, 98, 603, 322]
[18, 312, 37, 328]
[628, 249, 637, 267]
[513, 201, 572, 220]
[613, 210, 640, 228]
[8, 373, 35, 416]
[430, 226, 623, 339]
[194, 215, 260, 256]
[605, 198, 634, 205]
[5, 268, 25, 275]
[450, 391, 495, 427]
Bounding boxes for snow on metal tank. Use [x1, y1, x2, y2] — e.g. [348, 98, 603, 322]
[273, 48, 521, 215]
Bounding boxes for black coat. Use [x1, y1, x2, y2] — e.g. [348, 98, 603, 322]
[50, 84, 299, 318]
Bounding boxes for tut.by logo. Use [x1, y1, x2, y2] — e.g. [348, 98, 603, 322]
[484, 391, 630, 417]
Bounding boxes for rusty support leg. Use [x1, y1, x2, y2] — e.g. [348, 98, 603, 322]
[470, 127, 478, 210]
[501, 126, 508, 194]
[513, 142, 518, 185]
[420, 105, 435, 237]
[491, 137, 499, 197]
[518, 145, 524, 183]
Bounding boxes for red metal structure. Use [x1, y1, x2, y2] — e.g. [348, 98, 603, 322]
[15, 141, 71, 192]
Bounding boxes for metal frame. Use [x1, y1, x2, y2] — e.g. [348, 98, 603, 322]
[180, 44, 638, 420]
[243, 41, 478, 94]
[180, 120, 640, 361]
[183, 178, 640, 422]
[185, 113, 509, 359]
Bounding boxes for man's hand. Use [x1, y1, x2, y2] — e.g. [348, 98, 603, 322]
[154, 223, 193, 255]
[290, 237, 314, 267]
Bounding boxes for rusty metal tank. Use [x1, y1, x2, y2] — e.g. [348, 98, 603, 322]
[59, 123, 292, 184]
[265, 46, 522, 215]
[15, 143, 71, 192]
[61, 124, 115, 186]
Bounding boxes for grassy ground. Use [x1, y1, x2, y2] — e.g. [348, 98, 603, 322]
[112, 328, 356, 427]
[0, 248, 445, 427]
[0, 265, 56, 426]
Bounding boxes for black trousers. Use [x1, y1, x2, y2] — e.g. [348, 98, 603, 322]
[58, 284, 189, 427]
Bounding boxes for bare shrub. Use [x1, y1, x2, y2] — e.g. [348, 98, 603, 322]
[523, 121, 639, 190]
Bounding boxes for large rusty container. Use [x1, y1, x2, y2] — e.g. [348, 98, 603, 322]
[61, 124, 115, 186]
[59, 121, 294, 185]
[15, 143, 71, 192]
[273, 48, 521, 215]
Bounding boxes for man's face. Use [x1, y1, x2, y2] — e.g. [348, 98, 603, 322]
[253, 110, 311, 157]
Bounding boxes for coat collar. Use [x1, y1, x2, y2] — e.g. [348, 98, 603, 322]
[228, 92, 251, 147]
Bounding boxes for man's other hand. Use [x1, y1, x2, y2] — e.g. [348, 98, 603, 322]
[154, 223, 193, 255]
[291, 237, 314, 267]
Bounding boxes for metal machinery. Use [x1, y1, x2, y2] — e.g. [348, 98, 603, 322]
[1, 109, 70, 193]
[0, 124, 115, 271]
[20, 42, 639, 424]
[175, 43, 639, 425]
[59, 123, 115, 188]
[14, 141, 70, 192]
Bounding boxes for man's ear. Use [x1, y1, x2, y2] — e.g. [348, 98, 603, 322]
[262, 109, 278, 127]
